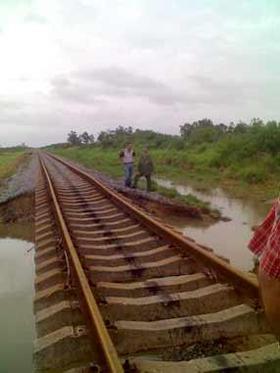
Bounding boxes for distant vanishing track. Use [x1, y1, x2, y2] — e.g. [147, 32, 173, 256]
[33, 151, 280, 373]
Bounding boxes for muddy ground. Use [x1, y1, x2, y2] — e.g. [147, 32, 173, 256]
[0, 193, 34, 224]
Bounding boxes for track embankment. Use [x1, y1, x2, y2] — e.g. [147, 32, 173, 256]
[33, 152, 280, 372]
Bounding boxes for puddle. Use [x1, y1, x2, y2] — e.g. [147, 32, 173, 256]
[156, 178, 270, 271]
[0, 223, 34, 373]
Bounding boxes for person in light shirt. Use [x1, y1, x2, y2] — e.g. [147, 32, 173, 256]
[119, 143, 136, 188]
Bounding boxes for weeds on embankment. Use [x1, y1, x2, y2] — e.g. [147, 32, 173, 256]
[0, 151, 27, 181]
[50, 143, 279, 202]
[49, 146, 214, 212]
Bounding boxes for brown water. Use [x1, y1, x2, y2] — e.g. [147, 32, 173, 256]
[0, 223, 34, 373]
[156, 178, 271, 271]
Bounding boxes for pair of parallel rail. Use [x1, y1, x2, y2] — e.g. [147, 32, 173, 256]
[34, 152, 280, 372]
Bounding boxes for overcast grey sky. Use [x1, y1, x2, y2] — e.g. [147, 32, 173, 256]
[0, 0, 279, 146]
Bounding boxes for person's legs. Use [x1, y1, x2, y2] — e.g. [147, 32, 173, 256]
[127, 163, 133, 187]
[259, 268, 280, 338]
[124, 164, 130, 187]
[133, 172, 142, 188]
[145, 174, 152, 191]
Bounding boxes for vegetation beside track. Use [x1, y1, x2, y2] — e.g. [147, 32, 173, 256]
[49, 118, 280, 201]
[0, 150, 27, 181]
[49, 146, 213, 213]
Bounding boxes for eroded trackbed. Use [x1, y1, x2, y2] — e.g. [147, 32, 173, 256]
[34, 152, 280, 373]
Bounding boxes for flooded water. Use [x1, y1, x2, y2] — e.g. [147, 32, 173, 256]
[0, 224, 34, 373]
[156, 178, 271, 271]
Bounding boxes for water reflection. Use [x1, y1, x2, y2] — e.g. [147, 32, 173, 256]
[156, 178, 271, 271]
[0, 226, 34, 373]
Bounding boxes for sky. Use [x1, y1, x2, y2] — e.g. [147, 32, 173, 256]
[0, 0, 279, 146]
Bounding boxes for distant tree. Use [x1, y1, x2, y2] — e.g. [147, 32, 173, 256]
[266, 120, 278, 129]
[234, 121, 248, 134]
[97, 131, 115, 147]
[67, 130, 81, 146]
[180, 122, 192, 138]
[88, 134, 95, 144]
[193, 118, 214, 128]
[80, 131, 95, 145]
[250, 118, 264, 128]
[96, 126, 134, 147]
[217, 123, 227, 133]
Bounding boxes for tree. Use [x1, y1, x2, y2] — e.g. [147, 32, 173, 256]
[80, 131, 94, 145]
[234, 121, 248, 134]
[67, 130, 81, 146]
[250, 118, 264, 128]
[180, 122, 192, 138]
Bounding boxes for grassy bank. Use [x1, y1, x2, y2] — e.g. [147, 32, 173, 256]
[48, 146, 210, 213]
[151, 147, 280, 200]
[0, 151, 26, 181]
[51, 143, 279, 201]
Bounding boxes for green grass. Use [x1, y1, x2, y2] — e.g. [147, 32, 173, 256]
[0, 151, 26, 180]
[52, 144, 280, 200]
[52, 146, 123, 178]
[50, 146, 217, 211]
[143, 146, 279, 200]
[135, 178, 211, 210]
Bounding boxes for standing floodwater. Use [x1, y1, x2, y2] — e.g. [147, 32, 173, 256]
[0, 231, 34, 372]
[156, 178, 270, 271]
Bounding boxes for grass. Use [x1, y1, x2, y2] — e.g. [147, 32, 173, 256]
[52, 146, 123, 178]
[50, 146, 217, 211]
[141, 147, 280, 200]
[157, 184, 210, 209]
[0, 151, 26, 180]
[51, 145, 280, 200]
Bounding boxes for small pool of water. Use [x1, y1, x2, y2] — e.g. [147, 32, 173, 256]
[156, 178, 271, 271]
[0, 225, 34, 373]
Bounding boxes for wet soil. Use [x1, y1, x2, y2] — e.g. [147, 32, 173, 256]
[0, 193, 34, 225]
[160, 334, 277, 361]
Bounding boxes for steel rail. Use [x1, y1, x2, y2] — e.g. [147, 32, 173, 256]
[39, 156, 124, 373]
[45, 152, 259, 299]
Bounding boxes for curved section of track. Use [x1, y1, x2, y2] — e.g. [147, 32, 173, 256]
[33, 152, 280, 373]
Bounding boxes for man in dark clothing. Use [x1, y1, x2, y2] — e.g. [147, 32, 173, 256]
[133, 147, 154, 191]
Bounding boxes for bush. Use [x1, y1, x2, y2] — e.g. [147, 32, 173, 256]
[237, 166, 266, 183]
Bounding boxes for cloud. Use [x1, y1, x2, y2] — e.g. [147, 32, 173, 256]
[0, 0, 280, 146]
[0, 98, 23, 111]
[24, 13, 48, 24]
[52, 67, 186, 106]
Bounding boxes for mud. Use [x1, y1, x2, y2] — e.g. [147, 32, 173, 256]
[119, 189, 202, 219]
[161, 334, 277, 361]
[0, 193, 34, 224]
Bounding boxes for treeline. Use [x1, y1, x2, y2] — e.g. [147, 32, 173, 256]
[0, 143, 29, 152]
[67, 130, 95, 145]
[66, 118, 280, 157]
[180, 118, 280, 155]
[66, 126, 177, 148]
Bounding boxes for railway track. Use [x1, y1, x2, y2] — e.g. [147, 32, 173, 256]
[34, 152, 280, 372]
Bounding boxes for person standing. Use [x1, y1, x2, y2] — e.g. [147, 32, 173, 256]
[248, 198, 280, 338]
[119, 143, 135, 187]
[133, 147, 154, 192]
